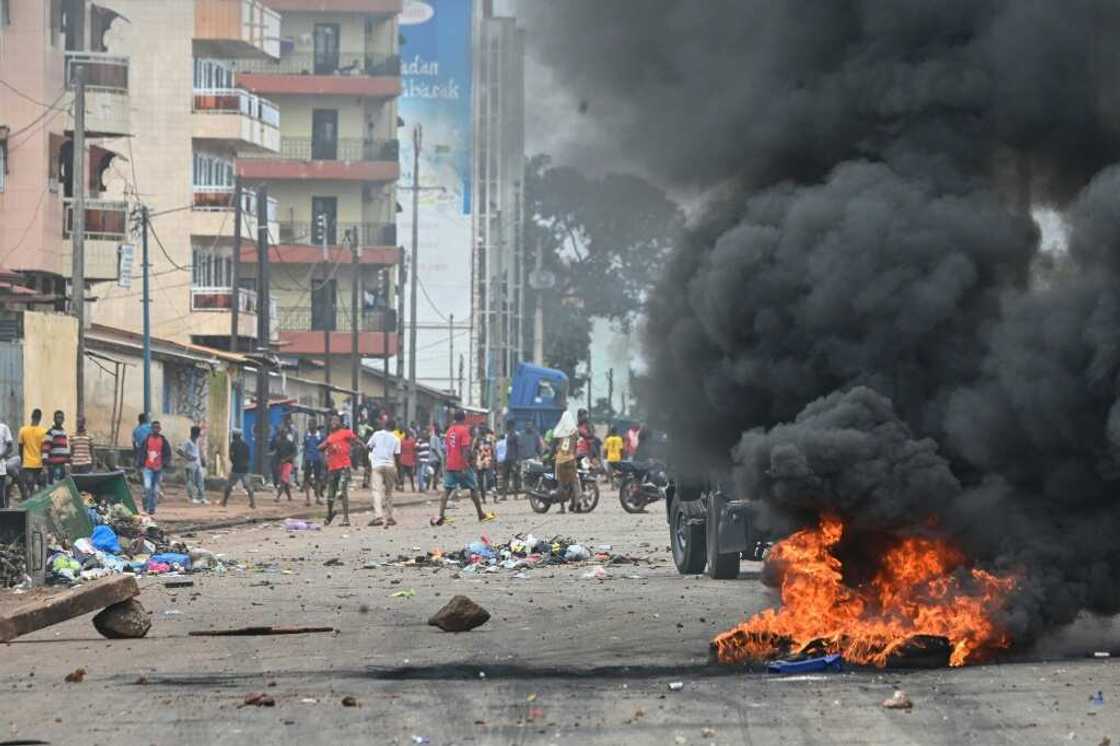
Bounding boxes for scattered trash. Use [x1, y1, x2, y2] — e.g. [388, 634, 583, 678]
[1092, 652, 1111, 658]
[162, 610, 181, 617]
[188, 626, 335, 637]
[410, 737, 430, 745]
[341, 696, 358, 707]
[375, 533, 650, 575]
[1089, 690, 1104, 705]
[64, 668, 86, 683]
[300, 698, 318, 704]
[164, 580, 194, 589]
[581, 566, 609, 580]
[391, 589, 417, 599]
[674, 736, 688, 745]
[429, 595, 491, 632]
[564, 544, 591, 562]
[702, 728, 717, 738]
[766, 654, 843, 674]
[882, 690, 913, 710]
[241, 693, 276, 708]
[323, 558, 344, 567]
[526, 693, 537, 702]
[668, 681, 684, 691]
[284, 519, 321, 532]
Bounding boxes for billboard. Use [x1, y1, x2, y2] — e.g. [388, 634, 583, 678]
[398, 0, 474, 401]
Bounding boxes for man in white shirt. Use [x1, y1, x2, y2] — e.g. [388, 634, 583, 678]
[0, 421, 12, 508]
[367, 419, 401, 528]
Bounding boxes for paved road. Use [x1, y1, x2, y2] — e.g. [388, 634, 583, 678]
[2, 493, 1118, 745]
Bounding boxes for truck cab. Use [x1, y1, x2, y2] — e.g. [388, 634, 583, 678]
[507, 362, 569, 433]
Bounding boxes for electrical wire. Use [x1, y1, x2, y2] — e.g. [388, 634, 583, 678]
[5, 90, 70, 143]
[0, 79, 66, 110]
[0, 187, 49, 266]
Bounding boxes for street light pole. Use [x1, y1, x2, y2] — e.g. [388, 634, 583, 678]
[407, 124, 421, 425]
[71, 63, 86, 419]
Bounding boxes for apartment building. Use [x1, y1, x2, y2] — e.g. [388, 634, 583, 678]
[0, 0, 132, 297]
[234, 0, 403, 363]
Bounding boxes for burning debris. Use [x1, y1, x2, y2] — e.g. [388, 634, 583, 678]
[712, 517, 1015, 668]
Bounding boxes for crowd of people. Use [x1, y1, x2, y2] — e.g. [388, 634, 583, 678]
[0, 403, 651, 529]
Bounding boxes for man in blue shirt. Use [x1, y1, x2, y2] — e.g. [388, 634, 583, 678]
[131, 413, 151, 469]
[302, 421, 325, 504]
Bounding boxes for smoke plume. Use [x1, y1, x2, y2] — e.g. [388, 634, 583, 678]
[525, 0, 1120, 639]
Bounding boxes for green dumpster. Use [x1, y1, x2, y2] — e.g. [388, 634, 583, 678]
[20, 471, 136, 544]
[72, 471, 137, 514]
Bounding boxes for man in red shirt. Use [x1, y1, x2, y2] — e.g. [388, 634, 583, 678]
[431, 410, 495, 526]
[318, 414, 361, 526]
[141, 421, 172, 515]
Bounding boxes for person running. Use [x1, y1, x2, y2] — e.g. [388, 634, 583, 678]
[18, 409, 47, 494]
[141, 421, 172, 515]
[367, 419, 401, 528]
[42, 410, 70, 484]
[399, 429, 417, 492]
[551, 411, 580, 513]
[70, 417, 94, 475]
[603, 426, 625, 487]
[415, 431, 432, 493]
[302, 422, 325, 505]
[274, 425, 297, 502]
[178, 425, 207, 504]
[430, 411, 494, 527]
[625, 423, 641, 458]
[221, 430, 255, 508]
[319, 414, 361, 526]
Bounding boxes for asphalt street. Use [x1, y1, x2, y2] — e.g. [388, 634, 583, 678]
[2, 491, 1118, 745]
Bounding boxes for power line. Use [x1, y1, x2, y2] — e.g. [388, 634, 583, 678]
[5, 90, 70, 142]
[0, 79, 66, 110]
[0, 187, 49, 267]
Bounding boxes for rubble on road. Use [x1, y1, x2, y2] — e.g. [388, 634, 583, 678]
[92, 598, 152, 639]
[385, 533, 651, 575]
[882, 689, 914, 710]
[428, 594, 491, 632]
[0, 575, 140, 642]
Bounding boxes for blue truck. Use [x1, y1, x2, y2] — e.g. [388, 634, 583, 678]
[506, 362, 569, 433]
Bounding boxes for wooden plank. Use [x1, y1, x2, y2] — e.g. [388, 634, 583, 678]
[189, 626, 335, 637]
[0, 575, 139, 643]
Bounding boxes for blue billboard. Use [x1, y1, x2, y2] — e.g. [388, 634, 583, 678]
[398, 0, 474, 396]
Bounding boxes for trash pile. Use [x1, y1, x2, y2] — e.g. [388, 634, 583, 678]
[0, 539, 26, 587]
[43, 492, 233, 584]
[388, 534, 647, 575]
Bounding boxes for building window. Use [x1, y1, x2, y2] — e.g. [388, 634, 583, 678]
[191, 246, 233, 288]
[162, 363, 207, 419]
[193, 58, 234, 90]
[192, 151, 234, 189]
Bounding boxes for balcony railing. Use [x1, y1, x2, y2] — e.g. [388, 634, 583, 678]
[235, 52, 400, 77]
[193, 88, 279, 128]
[277, 306, 397, 333]
[276, 222, 396, 246]
[192, 187, 278, 220]
[240, 137, 398, 162]
[65, 52, 129, 93]
[191, 286, 259, 313]
[62, 199, 128, 241]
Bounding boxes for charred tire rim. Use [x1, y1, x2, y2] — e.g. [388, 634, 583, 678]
[528, 492, 551, 513]
[619, 481, 646, 513]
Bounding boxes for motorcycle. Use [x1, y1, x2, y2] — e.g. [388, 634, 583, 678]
[522, 457, 600, 513]
[616, 459, 671, 513]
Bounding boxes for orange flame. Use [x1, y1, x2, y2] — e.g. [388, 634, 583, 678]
[712, 516, 1016, 667]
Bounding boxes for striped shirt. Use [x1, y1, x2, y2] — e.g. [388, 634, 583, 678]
[43, 426, 70, 465]
[70, 433, 93, 467]
[415, 438, 432, 465]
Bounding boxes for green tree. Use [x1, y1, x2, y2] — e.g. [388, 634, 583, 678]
[523, 155, 684, 397]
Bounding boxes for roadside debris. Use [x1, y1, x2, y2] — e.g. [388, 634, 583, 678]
[882, 690, 914, 710]
[1089, 690, 1104, 705]
[284, 519, 321, 531]
[668, 681, 684, 691]
[241, 693, 276, 708]
[0, 575, 140, 643]
[341, 696, 358, 707]
[581, 566, 609, 580]
[64, 668, 86, 683]
[163, 580, 194, 589]
[766, 654, 843, 674]
[383, 533, 650, 575]
[92, 599, 151, 639]
[188, 625, 335, 637]
[428, 595, 490, 632]
[391, 589, 417, 599]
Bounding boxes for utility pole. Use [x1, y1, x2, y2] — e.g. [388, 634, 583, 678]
[532, 236, 544, 365]
[230, 178, 242, 353]
[382, 268, 389, 411]
[458, 354, 464, 403]
[350, 228, 361, 428]
[141, 206, 152, 418]
[607, 367, 614, 417]
[71, 63, 86, 419]
[448, 313, 454, 397]
[586, 358, 592, 415]
[318, 214, 331, 405]
[406, 124, 422, 425]
[254, 186, 271, 476]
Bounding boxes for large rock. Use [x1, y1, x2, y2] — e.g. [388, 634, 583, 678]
[428, 595, 490, 632]
[92, 598, 152, 639]
[0, 575, 139, 642]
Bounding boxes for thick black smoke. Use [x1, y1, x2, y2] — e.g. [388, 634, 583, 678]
[525, 1, 1120, 638]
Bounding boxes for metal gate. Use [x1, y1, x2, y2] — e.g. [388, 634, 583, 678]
[0, 342, 24, 431]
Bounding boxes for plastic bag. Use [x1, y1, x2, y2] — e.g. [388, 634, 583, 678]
[91, 525, 122, 555]
[564, 544, 590, 562]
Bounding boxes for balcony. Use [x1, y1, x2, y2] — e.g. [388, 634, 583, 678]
[278, 221, 396, 246]
[192, 88, 280, 152]
[61, 198, 128, 281]
[194, 0, 281, 59]
[65, 52, 130, 138]
[275, 307, 399, 357]
[191, 188, 279, 243]
[235, 52, 401, 98]
[263, 0, 401, 12]
[188, 287, 271, 340]
[238, 138, 400, 182]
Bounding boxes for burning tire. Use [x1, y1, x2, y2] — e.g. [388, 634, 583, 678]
[670, 498, 706, 574]
[705, 491, 741, 580]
